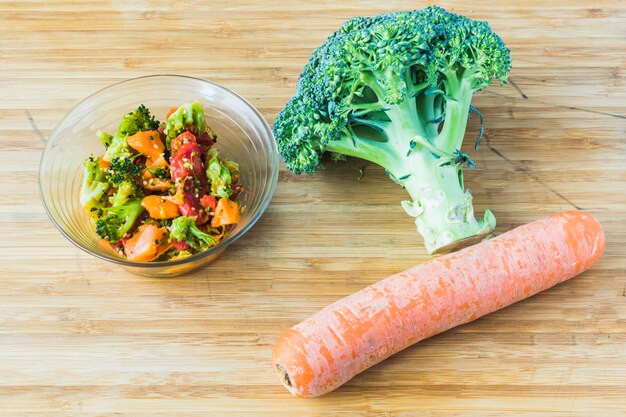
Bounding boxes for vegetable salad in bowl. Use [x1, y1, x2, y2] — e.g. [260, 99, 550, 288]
[80, 102, 242, 262]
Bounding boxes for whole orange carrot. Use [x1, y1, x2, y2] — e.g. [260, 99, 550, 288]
[272, 211, 605, 397]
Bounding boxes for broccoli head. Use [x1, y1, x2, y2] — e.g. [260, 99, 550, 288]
[274, 6, 511, 253]
[169, 216, 217, 251]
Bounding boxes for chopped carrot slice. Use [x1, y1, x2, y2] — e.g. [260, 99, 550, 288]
[127, 130, 164, 161]
[142, 175, 173, 191]
[144, 179, 173, 191]
[98, 154, 111, 170]
[145, 154, 168, 168]
[124, 224, 169, 262]
[165, 193, 185, 206]
[155, 240, 172, 258]
[165, 107, 178, 119]
[141, 168, 173, 191]
[211, 198, 240, 227]
[141, 195, 180, 219]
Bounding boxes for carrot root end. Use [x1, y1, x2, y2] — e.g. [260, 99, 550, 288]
[275, 363, 296, 395]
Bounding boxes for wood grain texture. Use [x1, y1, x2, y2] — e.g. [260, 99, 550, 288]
[0, 0, 624, 415]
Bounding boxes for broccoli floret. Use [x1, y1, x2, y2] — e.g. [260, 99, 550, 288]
[99, 177, 144, 241]
[103, 104, 160, 162]
[96, 130, 113, 148]
[107, 156, 144, 186]
[79, 155, 110, 211]
[205, 148, 239, 199]
[94, 199, 144, 243]
[169, 216, 216, 251]
[117, 104, 160, 137]
[274, 6, 510, 254]
[103, 134, 133, 162]
[163, 102, 208, 149]
[108, 180, 139, 207]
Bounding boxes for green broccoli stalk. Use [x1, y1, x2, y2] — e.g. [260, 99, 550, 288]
[273, 6, 511, 253]
[94, 199, 144, 243]
[169, 216, 217, 251]
[79, 155, 110, 211]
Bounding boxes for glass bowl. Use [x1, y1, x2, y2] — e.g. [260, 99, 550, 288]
[39, 75, 278, 277]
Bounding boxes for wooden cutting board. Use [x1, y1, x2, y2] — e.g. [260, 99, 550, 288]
[1, 1, 624, 415]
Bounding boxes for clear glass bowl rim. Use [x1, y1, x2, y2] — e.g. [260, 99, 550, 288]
[38, 74, 279, 269]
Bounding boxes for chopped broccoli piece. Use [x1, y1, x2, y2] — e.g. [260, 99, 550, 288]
[273, 6, 510, 253]
[205, 148, 239, 199]
[169, 216, 216, 251]
[107, 156, 144, 186]
[163, 102, 208, 149]
[96, 130, 112, 148]
[117, 104, 160, 137]
[103, 134, 134, 162]
[79, 155, 110, 211]
[108, 180, 139, 207]
[103, 104, 160, 162]
[94, 199, 144, 243]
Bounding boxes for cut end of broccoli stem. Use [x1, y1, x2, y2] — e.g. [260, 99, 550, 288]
[431, 226, 494, 254]
[397, 151, 496, 254]
[407, 204, 496, 254]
